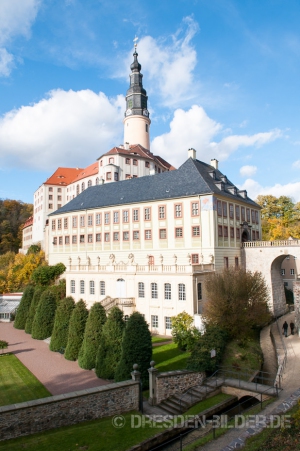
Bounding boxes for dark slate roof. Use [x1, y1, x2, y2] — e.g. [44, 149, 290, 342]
[49, 158, 260, 216]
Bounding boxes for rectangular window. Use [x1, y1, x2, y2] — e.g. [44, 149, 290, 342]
[72, 235, 77, 244]
[159, 206, 166, 219]
[291, 269, 295, 275]
[104, 233, 110, 242]
[252, 230, 256, 241]
[123, 231, 129, 241]
[64, 218, 68, 229]
[175, 204, 182, 218]
[125, 174, 131, 179]
[256, 231, 259, 240]
[145, 161, 150, 168]
[251, 210, 255, 223]
[164, 283, 171, 300]
[192, 254, 199, 264]
[224, 226, 228, 238]
[57, 195, 62, 201]
[133, 230, 140, 240]
[217, 200, 222, 216]
[88, 234, 93, 243]
[224, 257, 229, 268]
[165, 317, 172, 330]
[104, 212, 110, 224]
[222, 202, 227, 217]
[241, 207, 245, 221]
[218, 225, 223, 237]
[235, 257, 239, 268]
[106, 172, 112, 180]
[58, 204, 61, 209]
[113, 211, 119, 223]
[114, 172, 119, 181]
[191, 202, 199, 216]
[229, 204, 234, 219]
[58, 188, 61, 193]
[70, 280, 75, 294]
[49, 187, 53, 192]
[151, 315, 158, 328]
[133, 159, 138, 166]
[72, 216, 77, 228]
[235, 205, 240, 220]
[236, 228, 240, 239]
[123, 210, 129, 223]
[197, 283, 202, 301]
[80, 235, 85, 243]
[58, 236, 63, 245]
[178, 284, 186, 301]
[90, 281, 95, 295]
[138, 282, 145, 298]
[144, 207, 151, 221]
[230, 227, 234, 239]
[96, 233, 101, 242]
[88, 215, 93, 226]
[159, 229, 167, 239]
[145, 230, 152, 240]
[65, 236, 70, 244]
[100, 281, 105, 295]
[113, 232, 119, 241]
[175, 227, 183, 238]
[192, 226, 200, 237]
[255, 211, 259, 224]
[57, 219, 62, 230]
[96, 213, 101, 225]
[49, 204, 53, 209]
[281, 269, 285, 276]
[151, 283, 158, 299]
[133, 209, 139, 221]
[246, 208, 250, 223]
[51, 220, 56, 230]
[80, 216, 85, 227]
[53, 237, 57, 245]
[80, 280, 85, 294]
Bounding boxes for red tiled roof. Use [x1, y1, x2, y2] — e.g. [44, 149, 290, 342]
[45, 168, 83, 186]
[71, 162, 99, 183]
[22, 216, 33, 229]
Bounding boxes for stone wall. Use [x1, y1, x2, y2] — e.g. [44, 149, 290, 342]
[0, 380, 139, 442]
[293, 281, 300, 332]
[156, 370, 205, 404]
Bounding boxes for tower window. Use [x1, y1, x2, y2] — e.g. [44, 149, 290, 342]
[145, 124, 148, 133]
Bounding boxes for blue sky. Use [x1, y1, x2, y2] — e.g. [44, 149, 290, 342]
[1, 0, 300, 204]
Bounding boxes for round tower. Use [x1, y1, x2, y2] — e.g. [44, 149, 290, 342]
[123, 46, 151, 150]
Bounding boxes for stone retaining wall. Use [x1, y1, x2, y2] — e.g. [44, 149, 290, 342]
[0, 380, 139, 441]
[156, 370, 205, 404]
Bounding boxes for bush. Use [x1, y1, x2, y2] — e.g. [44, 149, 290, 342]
[171, 311, 201, 351]
[78, 303, 107, 369]
[50, 297, 75, 352]
[64, 300, 88, 361]
[14, 285, 35, 329]
[0, 340, 8, 354]
[95, 306, 125, 379]
[49, 279, 66, 302]
[31, 263, 66, 286]
[187, 325, 228, 374]
[115, 312, 152, 388]
[31, 290, 57, 340]
[25, 286, 45, 334]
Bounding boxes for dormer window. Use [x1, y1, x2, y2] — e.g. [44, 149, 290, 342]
[109, 157, 114, 164]
[208, 170, 216, 179]
[220, 175, 227, 183]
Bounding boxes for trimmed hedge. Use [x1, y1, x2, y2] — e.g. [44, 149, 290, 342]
[31, 290, 57, 340]
[115, 312, 152, 388]
[50, 297, 75, 352]
[78, 303, 106, 370]
[95, 306, 125, 379]
[64, 300, 88, 361]
[25, 286, 45, 334]
[14, 285, 35, 330]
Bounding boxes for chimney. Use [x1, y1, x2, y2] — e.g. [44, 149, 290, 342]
[211, 158, 219, 169]
[188, 148, 196, 160]
[124, 142, 130, 150]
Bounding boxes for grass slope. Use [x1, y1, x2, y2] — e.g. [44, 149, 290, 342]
[0, 354, 51, 406]
[152, 342, 189, 372]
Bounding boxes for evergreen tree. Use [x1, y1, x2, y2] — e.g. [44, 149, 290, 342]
[115, 312, 152, 388]
[78, 302, 106, 369]
[64, 300, 88, 361]
[31, 290, 57, 339]
[14, 285, 35, 329]
[50, 297, 75, 352]
[95, 306, 125, 379]
[25, 286, 45, 334]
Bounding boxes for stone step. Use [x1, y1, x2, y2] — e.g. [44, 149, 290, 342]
[159, 400, 182, 415]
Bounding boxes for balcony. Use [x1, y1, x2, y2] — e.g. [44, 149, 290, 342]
[68, 263, 214, 274]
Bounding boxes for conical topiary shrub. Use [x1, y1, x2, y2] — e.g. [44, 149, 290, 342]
[25, 286, 45, 334]
[78, 302, 106, 370]
[95, 306, 125, 379]
[64, 300, 88, 361]
[31, 290, 57, 340]
[50, 296, 75, 352]
[115, 311, 152, 388]
[14, 285, 35, 329]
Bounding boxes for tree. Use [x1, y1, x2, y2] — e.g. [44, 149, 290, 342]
[78, 303, 106, 369]
[115, 312, 152, 388]
[0, 199, 33, 254]
[0, 251, 15, 293]
[50, 297, 75, 352]
[6, 251, 45, 292]
[31, 263, 66, 286]
[95, 306, 125, 379]
[0, 340, 8, 354]
[14, 285, 35, 329]
[31, 290, 57, 340]
[187, 325, 228, 373]
[25, 286, 45, 334]
[171, 311, 201, 351]
[203, 267, 272, 338]
[64, 300, 88, 361]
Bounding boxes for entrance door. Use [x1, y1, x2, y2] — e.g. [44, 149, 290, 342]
[116, 278, 126, 298]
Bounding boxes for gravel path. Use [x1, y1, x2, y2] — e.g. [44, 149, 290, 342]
[0, 322, 109, 396]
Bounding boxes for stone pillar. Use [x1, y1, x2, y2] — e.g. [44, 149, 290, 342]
[131, 363, 141, 382]
[148, 361, 158, 406]
[293, 281, 300, 335]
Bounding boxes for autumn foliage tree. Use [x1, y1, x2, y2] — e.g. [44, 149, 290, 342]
[0, 199, 33, 254]
[203, 267, 271, 338]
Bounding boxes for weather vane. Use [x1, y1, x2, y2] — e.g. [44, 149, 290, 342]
[133, 36, 138, 51]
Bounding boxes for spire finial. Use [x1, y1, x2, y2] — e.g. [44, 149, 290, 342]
[133, 35, 138, 52]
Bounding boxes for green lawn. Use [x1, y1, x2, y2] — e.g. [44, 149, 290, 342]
[0, 354, 51, 406]
[221, 335, 263, 379]
[186, 393, 233, 416]
[152, 336, 173, 344]
[152, 342, 190, 372]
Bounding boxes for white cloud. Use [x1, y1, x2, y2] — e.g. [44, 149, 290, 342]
[292, 160, 300, 169]
[240, 165, 257, 177]
[238, 179, 300, 203]
[120, 16, 199, 107]
[151, 105, 282, 168]
[0, 89, 124, 170]
[0, 0, 40, 76]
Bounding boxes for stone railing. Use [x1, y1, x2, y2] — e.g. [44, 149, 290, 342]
[243, 239, 300, 248]
[100, 296, 135, 311]
[68, 263, 214, 274]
